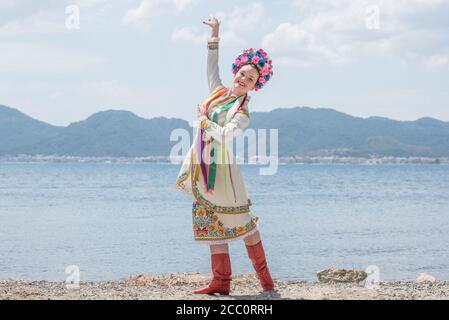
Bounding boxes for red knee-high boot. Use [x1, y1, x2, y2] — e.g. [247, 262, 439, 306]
[193, 253, 232, 295]
[245, 241, 275, 291]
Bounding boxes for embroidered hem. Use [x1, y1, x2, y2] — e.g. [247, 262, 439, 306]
[193, 225, 260, 245]
[192, 200, 259, 244]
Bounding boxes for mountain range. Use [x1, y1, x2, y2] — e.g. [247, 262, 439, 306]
[1, 104, 449, 157]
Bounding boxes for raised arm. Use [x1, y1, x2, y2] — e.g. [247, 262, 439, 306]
[203, 16, 223, 93]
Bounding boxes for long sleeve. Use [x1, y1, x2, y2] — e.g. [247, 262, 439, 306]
[200, 99, 250, 144]
[207, 37, 223, 93]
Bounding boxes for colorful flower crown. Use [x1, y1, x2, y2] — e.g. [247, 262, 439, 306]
[232, 48, 273, 91]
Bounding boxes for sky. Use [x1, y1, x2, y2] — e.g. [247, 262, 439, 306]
[1, 0, 449, 126]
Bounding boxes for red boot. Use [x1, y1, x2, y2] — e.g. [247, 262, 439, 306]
[194, 253, 232, 295]
[245, 241, 275, 291]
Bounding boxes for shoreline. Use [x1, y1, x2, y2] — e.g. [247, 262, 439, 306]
[1, 155, 449, 165]
[1, 273, 448, 300]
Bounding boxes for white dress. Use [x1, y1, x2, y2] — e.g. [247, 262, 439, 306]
[174, 37, 259, 244]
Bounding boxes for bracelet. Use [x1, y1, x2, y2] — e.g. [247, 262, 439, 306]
[207, 42, 219, 50]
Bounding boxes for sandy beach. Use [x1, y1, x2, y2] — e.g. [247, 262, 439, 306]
[1, 273, 448, 300]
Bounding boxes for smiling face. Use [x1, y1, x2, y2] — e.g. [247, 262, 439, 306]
[232, 64, 260, 96]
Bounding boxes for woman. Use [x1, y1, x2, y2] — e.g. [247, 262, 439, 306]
[174, 16, 275, 295]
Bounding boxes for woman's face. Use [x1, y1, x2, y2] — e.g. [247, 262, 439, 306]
[232, 64, 260, 95]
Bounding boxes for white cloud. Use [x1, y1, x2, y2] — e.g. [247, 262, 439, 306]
[263, 22, 350, 66]
[215, 2, 265, 45]
[264, 0, 449, 66]
[173, 0, 194, 11]
[171, 27, 207, 44]
[123, 0, 195, 26]
[219, 30, 246, 46]
[171, 26, 245, 46]
[225, 2, 265, 31]
[74, 0, 110, 8]
[0, 1, 127, 35]
[0, 42, 104, 73]
[173, 2, 265, 46]
[123, 0, 164, 25]
[0, 0, 15, 9]
[0, 10, 66, 36]
[426, 53, 449, 67]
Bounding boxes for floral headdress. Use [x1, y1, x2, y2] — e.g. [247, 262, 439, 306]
[232, 48, 273, 91]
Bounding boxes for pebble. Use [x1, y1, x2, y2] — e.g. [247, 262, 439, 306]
[1, 273, 448, 300]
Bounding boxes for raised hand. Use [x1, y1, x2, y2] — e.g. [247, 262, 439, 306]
[202, 15, 220, 38]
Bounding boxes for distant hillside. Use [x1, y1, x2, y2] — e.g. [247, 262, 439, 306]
[1, 105, 449, 157]
[0, 105, 64, 152]
[247, 107, 449, 157]
[9, 110, 191, 157]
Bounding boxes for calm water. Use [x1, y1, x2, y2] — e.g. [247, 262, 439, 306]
[1, 162, 448, 282]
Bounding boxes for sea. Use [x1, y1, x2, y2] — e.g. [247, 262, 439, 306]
[1, 161, 448, 282]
